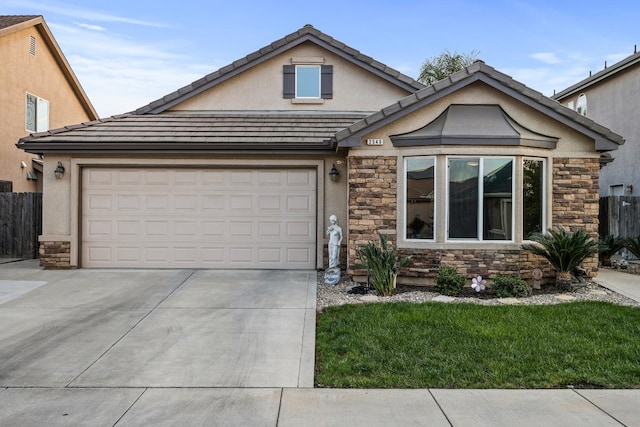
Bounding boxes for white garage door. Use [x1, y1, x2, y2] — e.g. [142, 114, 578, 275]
[81, 167, 317, 269]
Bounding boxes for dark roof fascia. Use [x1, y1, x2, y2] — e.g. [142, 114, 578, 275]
[136, 27, 425, 115]
[338, 65, 623, 151]
[19, 142, 336, 155]
[553, 51, 640, 100]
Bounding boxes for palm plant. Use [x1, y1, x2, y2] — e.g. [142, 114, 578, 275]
[356, 233, 411, 296]
[522, 227, 598, 291]
[598, 235, 625, 266]
[625, 235, 640, 260]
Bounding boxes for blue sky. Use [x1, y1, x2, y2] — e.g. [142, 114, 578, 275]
[5, 0, 639, 117]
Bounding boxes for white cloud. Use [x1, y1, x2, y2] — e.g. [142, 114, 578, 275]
[5, 0, 166, 27]
[530, 52, 563, 65]
[503, 64, 591, 97]
[76, 23, 106, 31]
[46, 23, 217, 117]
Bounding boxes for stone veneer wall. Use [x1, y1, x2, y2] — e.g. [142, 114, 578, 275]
[39, 241, 72, 269]
[348, 156, 398, 269]
[348, 156, 600, 283]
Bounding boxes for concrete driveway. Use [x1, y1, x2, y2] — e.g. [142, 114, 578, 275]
[0, 260, 316, 425]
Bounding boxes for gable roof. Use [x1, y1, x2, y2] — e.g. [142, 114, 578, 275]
[18, 111, 369, 154]
[553, 50, 640, 100]
[0, 15, 98, 120]
[336, 61, 624, 151]
[134, 24, 425, 115]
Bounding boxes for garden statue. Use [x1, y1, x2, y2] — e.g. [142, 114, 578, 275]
[324, 214, 343, 285]
[327, 214, 343, 269]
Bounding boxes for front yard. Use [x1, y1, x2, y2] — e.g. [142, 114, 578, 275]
[315, 301, 640, 389]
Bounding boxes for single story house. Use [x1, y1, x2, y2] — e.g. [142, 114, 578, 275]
[19, 25, 623, 283]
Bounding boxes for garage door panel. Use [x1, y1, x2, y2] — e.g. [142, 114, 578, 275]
[82, 168, 316, 268]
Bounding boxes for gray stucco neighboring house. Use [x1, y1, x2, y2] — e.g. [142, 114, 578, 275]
[553, 50, 640, 197]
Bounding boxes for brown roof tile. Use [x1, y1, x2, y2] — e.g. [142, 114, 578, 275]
[0, 15, 40, 30]
[18, 112, 369, 153]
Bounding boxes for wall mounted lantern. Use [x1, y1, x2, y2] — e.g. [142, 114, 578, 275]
[54, 162, 65, 179]
[329, 164, 339, 182]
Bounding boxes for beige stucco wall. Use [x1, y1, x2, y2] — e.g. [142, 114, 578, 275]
[173, 41, 412, 112]
[0, 24, 94, 192]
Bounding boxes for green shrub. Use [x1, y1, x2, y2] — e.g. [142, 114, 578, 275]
[492, 274, 532, 298]
[625, 235, 640, 259]
[356, 233, 411, 296]
[598, 235, 625, 266]
[522, 226, 598, 291]
[434, 266, 466, 296]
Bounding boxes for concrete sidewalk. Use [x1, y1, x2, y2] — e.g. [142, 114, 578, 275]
[1, 387, 639, 426]
[594, 268, 640, 302]
[1, 261, 640, 426]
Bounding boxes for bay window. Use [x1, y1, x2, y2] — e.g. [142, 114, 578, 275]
[403, 155, 546, 244]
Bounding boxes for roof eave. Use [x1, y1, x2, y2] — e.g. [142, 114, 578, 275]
[18, 141, 337, 155]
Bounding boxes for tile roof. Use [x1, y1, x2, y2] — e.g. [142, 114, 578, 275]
[335, 61, 624, 151]
[553, 50, 640, 100]
[134, 24, 425, 115]
[18, 112, 369, 153]
[0, 15, 39, 30]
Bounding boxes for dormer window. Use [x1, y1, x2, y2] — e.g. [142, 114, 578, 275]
[283, 58, 333, 101]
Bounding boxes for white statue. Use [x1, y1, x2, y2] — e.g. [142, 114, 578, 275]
[327, 214, 343, 269]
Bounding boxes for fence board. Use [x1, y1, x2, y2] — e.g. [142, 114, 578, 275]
[600, 196, 640, 238]
[0, 192, 42, 259]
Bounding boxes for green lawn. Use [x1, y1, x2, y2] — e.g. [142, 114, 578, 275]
[315, 301, 640, 389]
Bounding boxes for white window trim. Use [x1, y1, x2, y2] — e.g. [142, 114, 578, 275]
[404, 156, 436, 242]
[445, 156, 515, 243]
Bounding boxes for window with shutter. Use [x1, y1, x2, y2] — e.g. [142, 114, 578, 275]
[283, 64, 333, 100]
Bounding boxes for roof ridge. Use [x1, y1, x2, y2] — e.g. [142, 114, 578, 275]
[134, 25, 424, 115]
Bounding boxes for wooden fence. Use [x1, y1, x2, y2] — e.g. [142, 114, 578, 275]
[0, 192, 42, 259]
[599, 196, 640, 238]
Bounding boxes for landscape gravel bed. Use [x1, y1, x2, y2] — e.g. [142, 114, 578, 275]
[317, 273, 640, 312]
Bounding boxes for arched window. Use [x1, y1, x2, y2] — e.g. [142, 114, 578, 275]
[576, 93, 587, 116]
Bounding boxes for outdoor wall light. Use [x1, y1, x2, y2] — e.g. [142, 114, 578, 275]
[329, 164, 340, 182]
[54, 161, 65, 179]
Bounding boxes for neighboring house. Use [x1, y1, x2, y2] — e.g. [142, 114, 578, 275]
[0, 15, 97, 192]
[18, 25, 622, 284]
[553, 50, 639, 197]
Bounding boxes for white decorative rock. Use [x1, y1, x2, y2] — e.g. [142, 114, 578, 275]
[360, 295, 379, 302]
[432, 295, 456, 303]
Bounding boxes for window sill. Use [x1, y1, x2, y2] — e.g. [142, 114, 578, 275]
[291, 98, 325, 104]
[399, 241, 522, 251]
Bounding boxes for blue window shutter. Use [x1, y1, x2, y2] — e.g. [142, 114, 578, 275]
[283, 65, 295, 99]
[321, 65, 333, 99]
